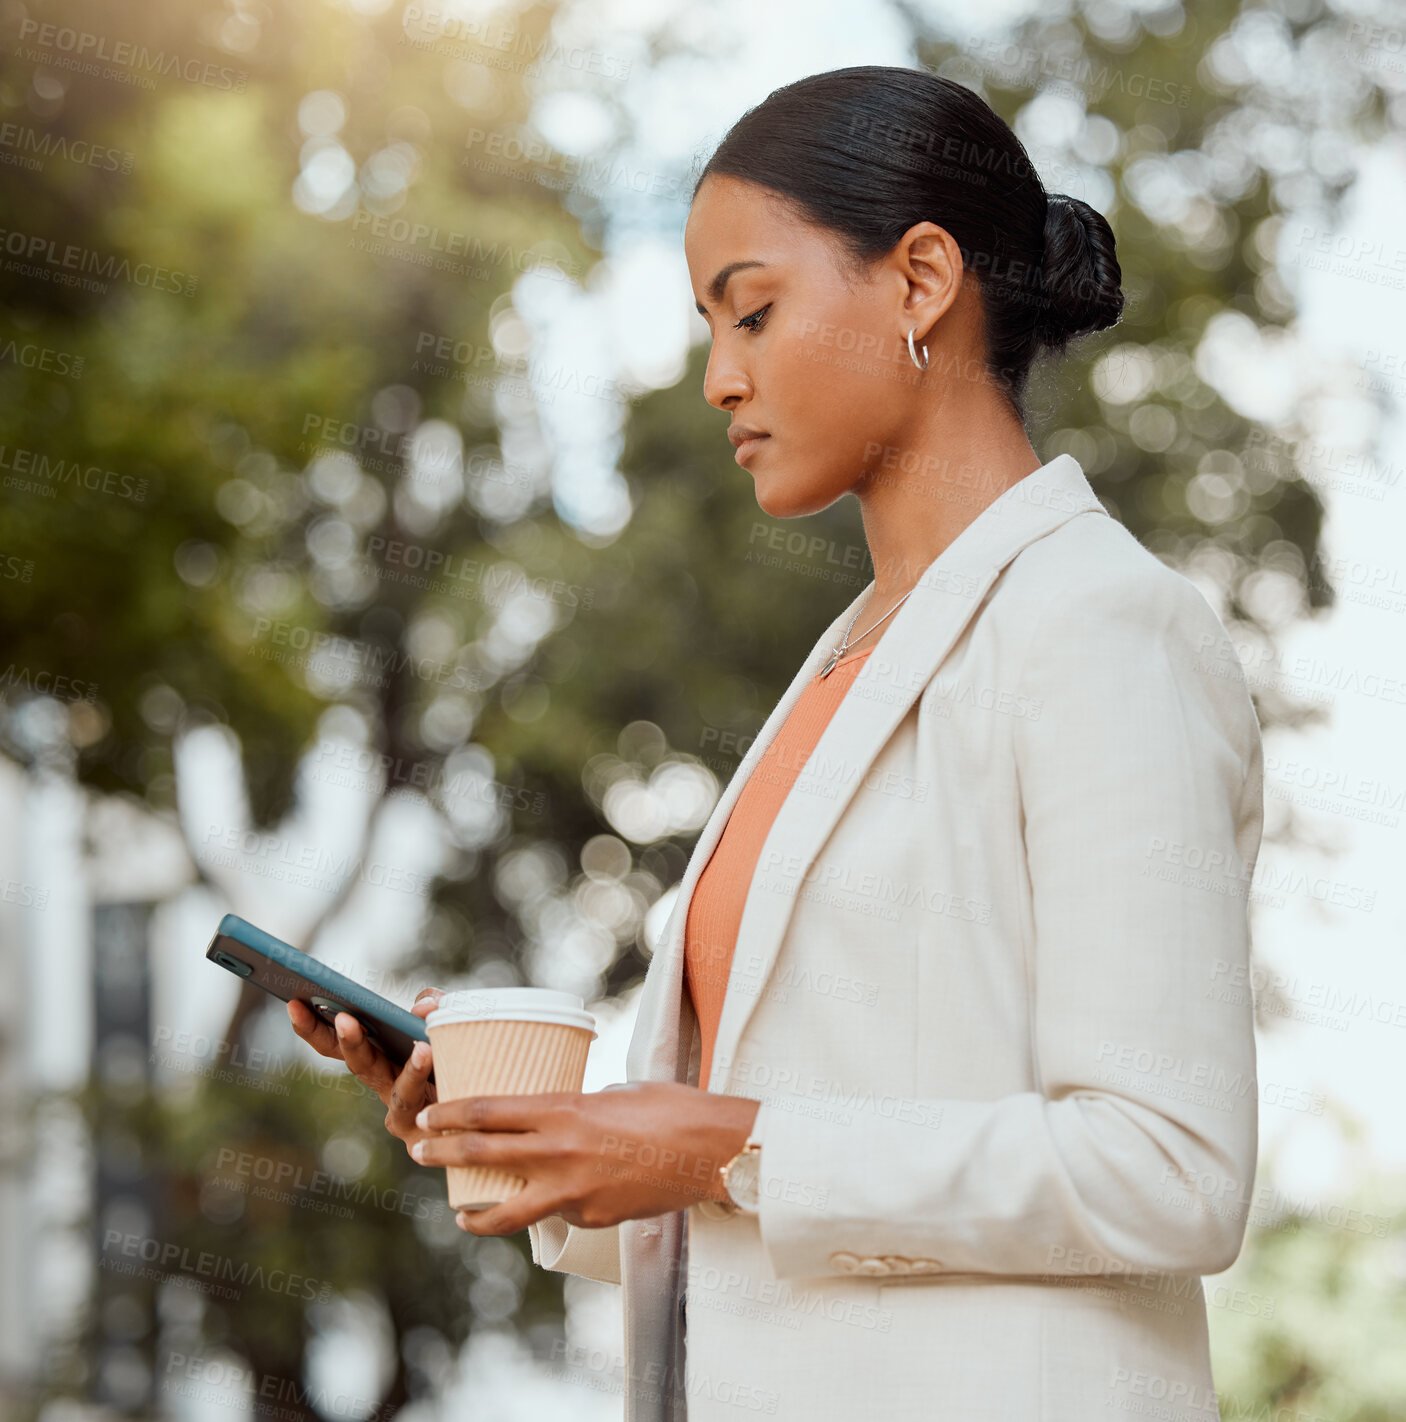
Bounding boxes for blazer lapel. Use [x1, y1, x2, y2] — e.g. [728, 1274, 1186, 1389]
[626, 575, 876, 1086]
[627, 453, 1108, 1094]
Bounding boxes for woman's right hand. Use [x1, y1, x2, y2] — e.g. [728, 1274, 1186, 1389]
[286, 987, 444, 1157]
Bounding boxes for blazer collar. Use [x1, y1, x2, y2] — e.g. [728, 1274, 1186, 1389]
[626, 452, 1108, 1093]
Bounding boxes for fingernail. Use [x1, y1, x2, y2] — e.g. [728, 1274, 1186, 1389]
[415, 1108, 429, 1129]
[411, 1140, 424, 1160]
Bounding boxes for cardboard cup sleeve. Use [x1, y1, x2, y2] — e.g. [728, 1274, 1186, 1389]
[426, 1017, 593, 1211]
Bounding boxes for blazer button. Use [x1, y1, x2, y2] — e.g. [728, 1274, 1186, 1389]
[828, 1252, 860, 1272]
[853, 1257, 891, 1276]
[908, 1258, 943, 1274]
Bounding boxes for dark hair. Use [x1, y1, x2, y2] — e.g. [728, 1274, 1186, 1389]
[693, 65, 1124, 423]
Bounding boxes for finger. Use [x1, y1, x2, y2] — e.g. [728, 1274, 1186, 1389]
[418, 1091, 569, 1135]
[334, 1013, 397, 1094]
[287, 999, 344, 1059]
[387, 1041, 434, 1118]
[411, 987, 444, 1020]
[455, 1184, 558, 1237]
[410, 1127, 538, 1171]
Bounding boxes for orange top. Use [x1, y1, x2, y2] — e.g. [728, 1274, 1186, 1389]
[684, 646, 875, 1089]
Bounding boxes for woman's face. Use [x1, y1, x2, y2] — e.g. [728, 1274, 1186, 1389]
[684, 173, 954, 520]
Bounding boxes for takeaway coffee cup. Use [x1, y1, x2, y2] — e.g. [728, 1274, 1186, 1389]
[425, 988, 597, 1211]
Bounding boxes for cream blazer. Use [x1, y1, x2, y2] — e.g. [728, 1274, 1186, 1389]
[529, 452, 1264, 1421]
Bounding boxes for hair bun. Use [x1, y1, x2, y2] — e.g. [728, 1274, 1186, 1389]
[1036, 194, 1125, 348]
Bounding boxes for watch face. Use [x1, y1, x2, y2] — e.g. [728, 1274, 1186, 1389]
[725, 1147, 761, 1211]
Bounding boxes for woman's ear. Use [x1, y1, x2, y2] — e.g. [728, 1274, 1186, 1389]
[894, 221, 963, 336]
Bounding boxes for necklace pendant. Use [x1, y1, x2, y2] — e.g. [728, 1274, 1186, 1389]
[818, 648, 842, 678]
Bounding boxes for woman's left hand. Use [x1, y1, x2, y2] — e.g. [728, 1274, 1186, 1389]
[409, 1081, 760, 1235]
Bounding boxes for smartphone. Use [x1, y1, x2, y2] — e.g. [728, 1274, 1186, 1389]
[205, 913, 433, 1083]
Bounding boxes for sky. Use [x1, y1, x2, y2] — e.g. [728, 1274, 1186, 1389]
[1239, 135, 1406, 1198]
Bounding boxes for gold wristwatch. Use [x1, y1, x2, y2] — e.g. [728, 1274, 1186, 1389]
[699, 1133, 763, 1218]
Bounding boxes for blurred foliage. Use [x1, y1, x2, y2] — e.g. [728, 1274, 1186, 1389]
[2, 0, 1402, 1417]
[1210, 1140, 1406, 1421]
[0, 0, 587, 828]
[55, 1059, 576, 1420]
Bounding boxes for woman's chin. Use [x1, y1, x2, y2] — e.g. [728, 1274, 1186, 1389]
[753, 477, 831, 520]
[755, 492, 800, 519]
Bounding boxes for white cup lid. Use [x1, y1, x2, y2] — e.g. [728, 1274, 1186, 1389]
[427, 987, 596, 1037]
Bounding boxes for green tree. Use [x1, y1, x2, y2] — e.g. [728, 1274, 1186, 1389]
[4, 0, 1398, 1416]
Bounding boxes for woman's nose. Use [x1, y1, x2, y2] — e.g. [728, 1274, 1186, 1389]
[703, 346, 752, 411]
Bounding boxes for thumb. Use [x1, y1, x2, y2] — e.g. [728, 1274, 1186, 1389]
[412, 987, 444, 1018]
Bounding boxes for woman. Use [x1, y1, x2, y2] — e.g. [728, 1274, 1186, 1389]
[290, 66, 1263, 1422]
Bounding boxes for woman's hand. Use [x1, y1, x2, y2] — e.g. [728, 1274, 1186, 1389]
[286, 987, 443, 1155]
[409, 1080, 761, 1235]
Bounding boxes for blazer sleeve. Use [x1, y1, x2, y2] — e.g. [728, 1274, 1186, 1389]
[749, 565, 1265, 1283]
[527, 1214, 623, 1286]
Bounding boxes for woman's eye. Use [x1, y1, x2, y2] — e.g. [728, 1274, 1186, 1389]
[734, 305, 770, 333]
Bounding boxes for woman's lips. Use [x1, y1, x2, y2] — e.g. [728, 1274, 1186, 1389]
[734, 434, 770, 467]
